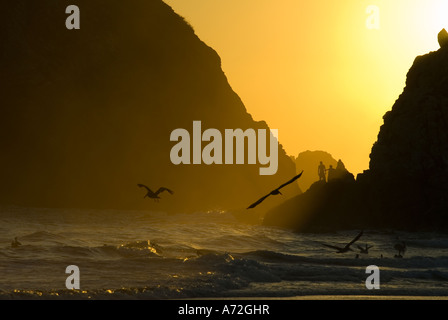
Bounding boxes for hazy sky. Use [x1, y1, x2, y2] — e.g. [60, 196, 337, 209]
[164, 0, 448, 174]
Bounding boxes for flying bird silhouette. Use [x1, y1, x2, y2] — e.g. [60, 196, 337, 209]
[247, 171, 303, 209]
[357, 244, 373, 254]
[321, 230, 364, 253]
[137, 184, 174, 202]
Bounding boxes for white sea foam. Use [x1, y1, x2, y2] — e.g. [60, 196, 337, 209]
[0, 207, 448, 299]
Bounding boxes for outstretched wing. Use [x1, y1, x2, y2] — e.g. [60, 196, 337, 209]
[137, 184, 152, 193]
[321, 243, 343, 251]
[156, 187, 174, 195]
[276, 171, 304, 191]
[346, 230, 363, 248]
[247, 193, 271, 209]
[247, 171, 303, 209]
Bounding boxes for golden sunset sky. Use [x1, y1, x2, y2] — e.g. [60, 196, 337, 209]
[164, 0, 448, 175]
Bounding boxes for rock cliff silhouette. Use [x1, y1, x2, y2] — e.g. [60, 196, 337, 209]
[0, 0, 298, 213]
[365, 34, 448, 231]
[291, 150, 350, 191]
[264, 32, 448, 232]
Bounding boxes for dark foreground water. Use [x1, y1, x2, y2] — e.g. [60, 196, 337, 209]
[1, 206, 448, 299]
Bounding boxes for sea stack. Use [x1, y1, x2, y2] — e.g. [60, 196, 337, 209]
[438, 28, 448, 48]
[0, 0, 298, 213]
[264, 29, 448, 232]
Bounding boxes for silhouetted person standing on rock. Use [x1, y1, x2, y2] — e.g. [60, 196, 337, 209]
[318, 161, 327, 182]
[327, 165, 335, 181]
[336, 159, 346, 171]
[333, 159, 348, 180]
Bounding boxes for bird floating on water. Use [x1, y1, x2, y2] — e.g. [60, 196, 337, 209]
[11, 237, 21, 248]
[247, 171, 303, 209]
[394, 241, 406, 258]
[137, 184, 174, 202]
[321, 230, 364, 253]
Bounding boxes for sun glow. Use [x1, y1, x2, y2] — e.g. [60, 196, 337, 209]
[387, 0, 448, 53]
[164, 0, 448, 175]
[419, 0, 448, 35]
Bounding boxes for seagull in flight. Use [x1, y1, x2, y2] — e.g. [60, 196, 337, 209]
[321, 230, 364, 253]
[247, 171, 304, 209]
[357, 244, 374, 254]
[137, 184, 174, 202]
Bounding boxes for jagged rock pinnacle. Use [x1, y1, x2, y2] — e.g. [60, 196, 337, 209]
[438, 28, 448, 48]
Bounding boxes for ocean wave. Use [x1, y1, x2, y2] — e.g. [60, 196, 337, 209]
[3, 207, 448, 299]
[114, 240, 163, 257]
[406, 239, 448, 249]
[86, 240, 164, 259]
[239, 250, 305, 263]
[20, 231, 66, 242]
[2, 251, 448, 299]
[3, 239, 165, 260]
